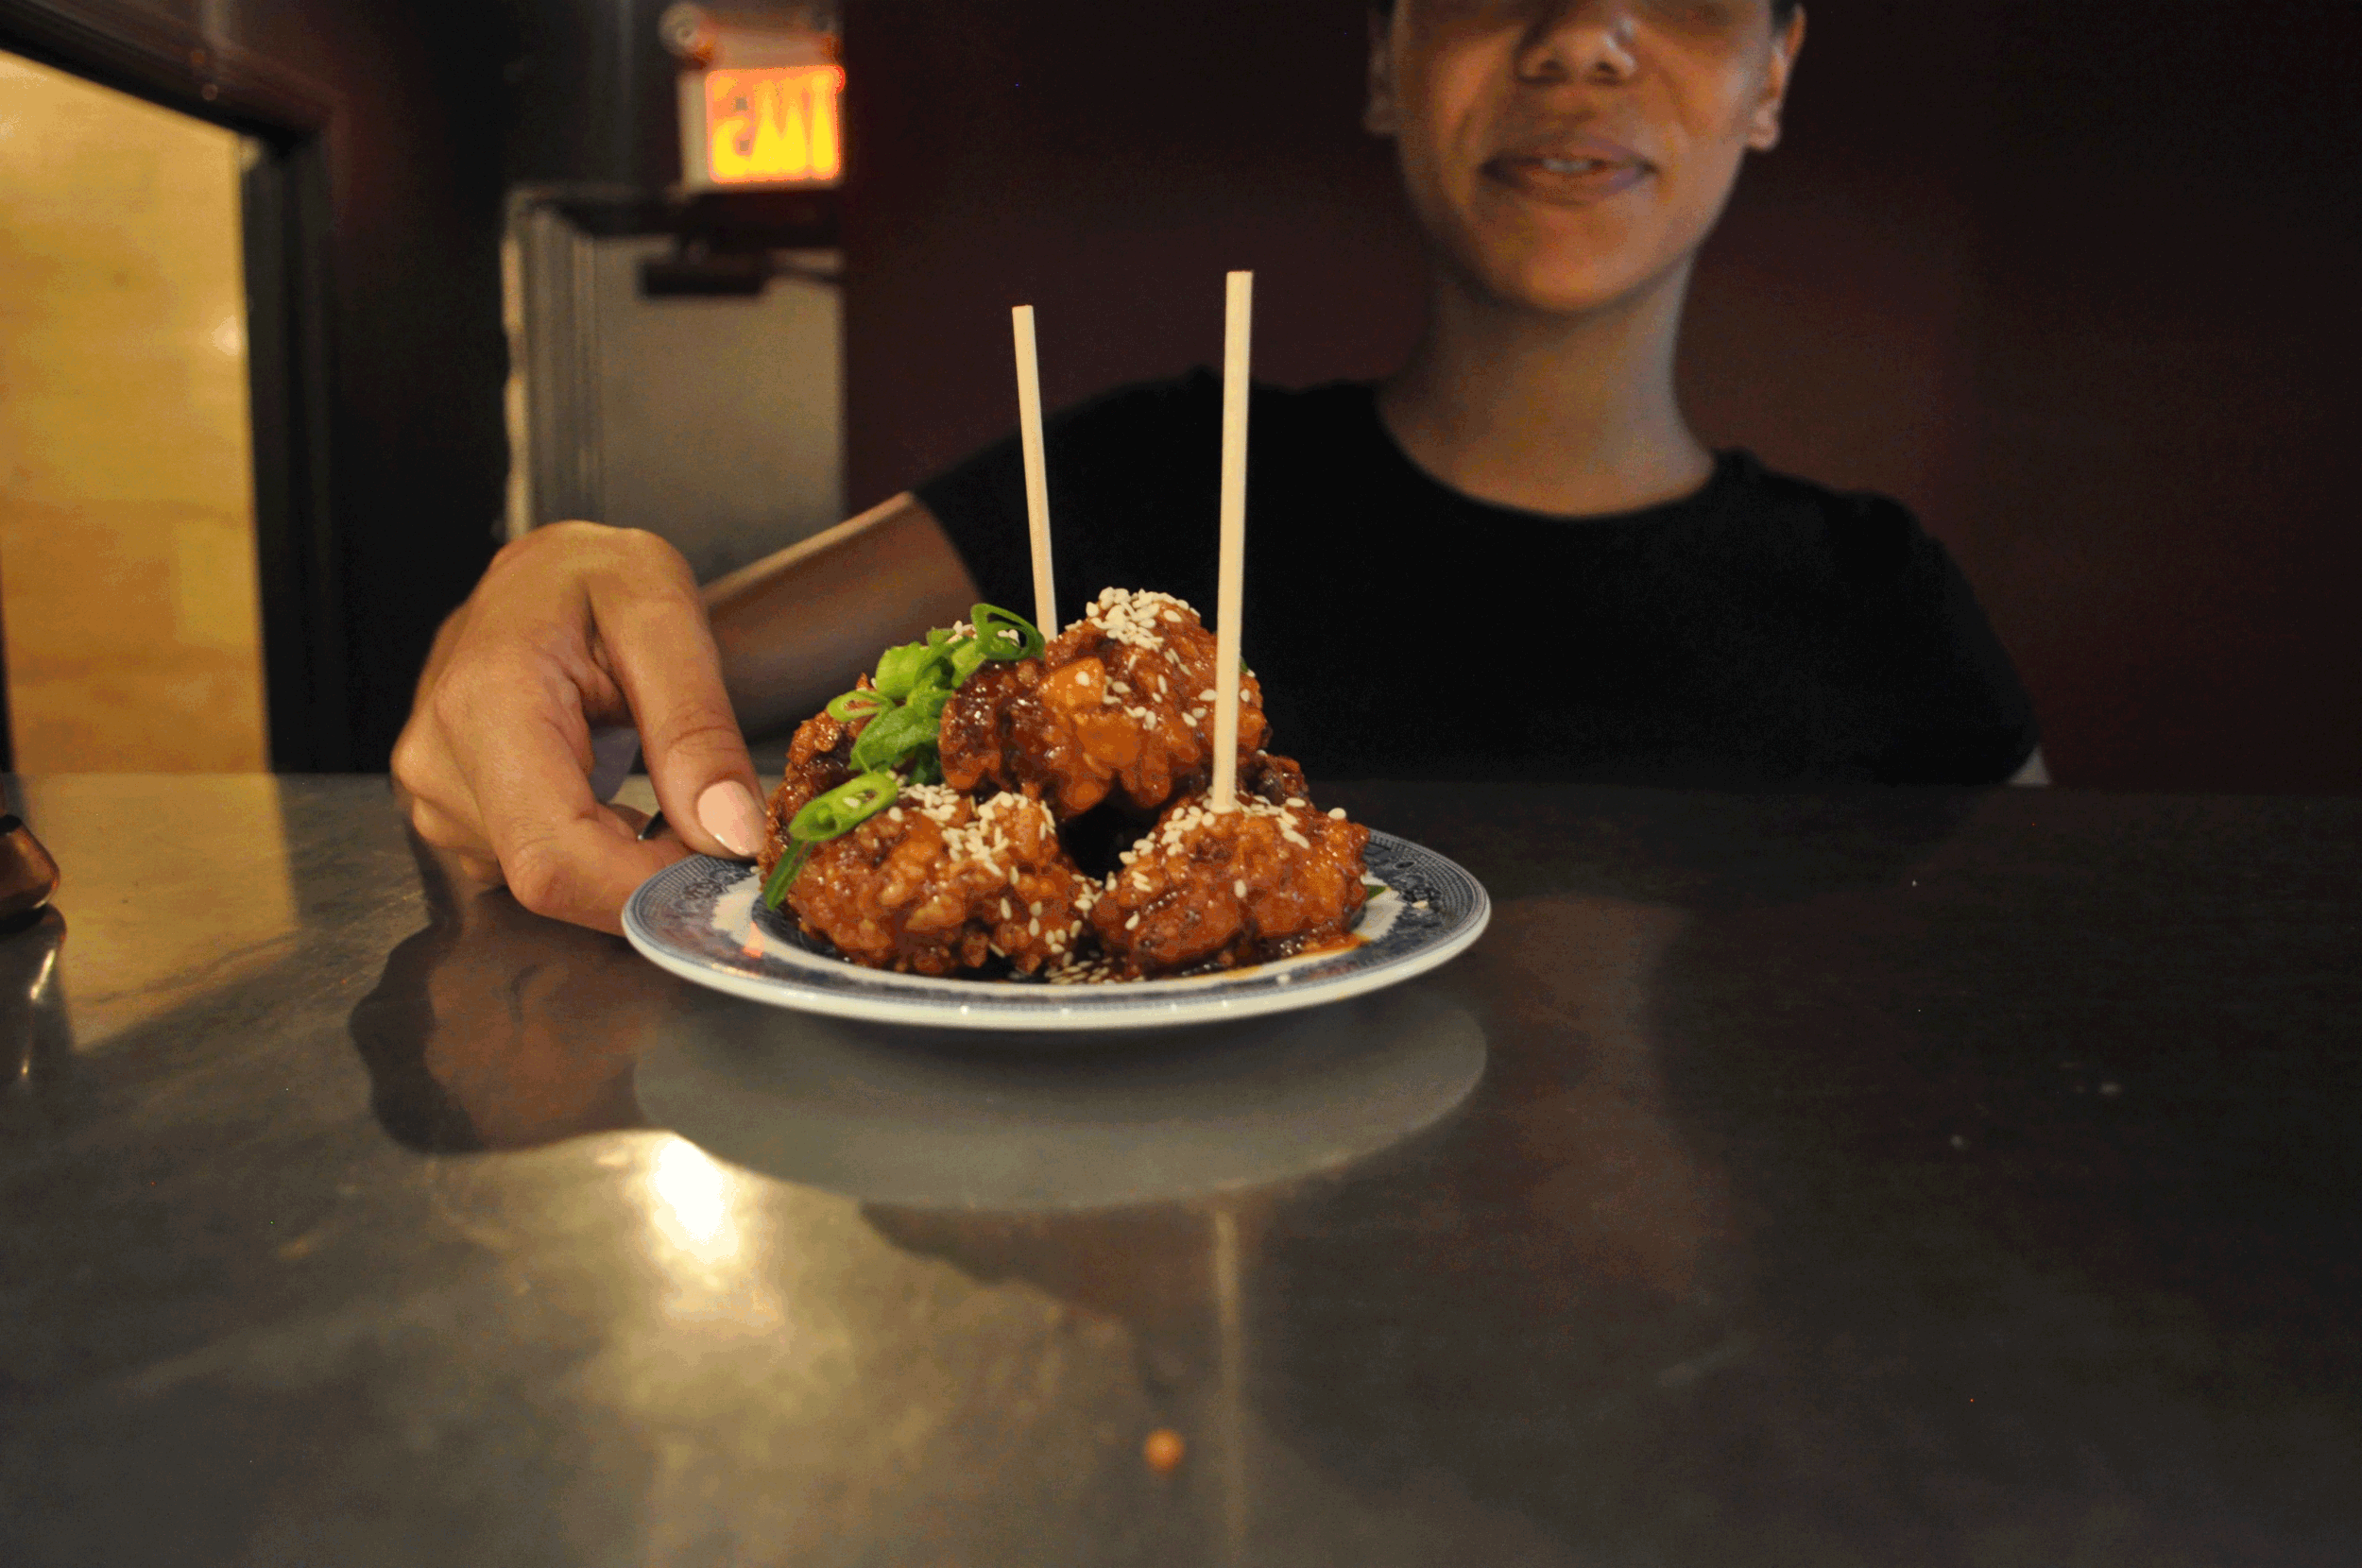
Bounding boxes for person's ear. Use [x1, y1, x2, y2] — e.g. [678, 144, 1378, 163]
[1747, 7, 1806, 152]
[1364, 8, 1401, 138]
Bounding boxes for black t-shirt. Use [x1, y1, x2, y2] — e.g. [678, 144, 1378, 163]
[918, 369, 2038, 786]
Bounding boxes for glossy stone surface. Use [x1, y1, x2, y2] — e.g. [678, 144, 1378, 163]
[3, 775, 2359, 1565]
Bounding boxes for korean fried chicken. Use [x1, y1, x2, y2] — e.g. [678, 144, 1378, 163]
[760, 589, 1369, 983]
[760, 703, 862, 843]
[939, 589, 1269, 821]
[1085, 766, 1371, 980]
[776, 784, 1094, 977]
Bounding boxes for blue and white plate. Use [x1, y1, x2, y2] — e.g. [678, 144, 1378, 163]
[623, 830, 1491, 1032]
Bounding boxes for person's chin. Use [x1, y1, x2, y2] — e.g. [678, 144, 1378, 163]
[1471, 252, 1653, 317]
[1442, 213, 1661, 316]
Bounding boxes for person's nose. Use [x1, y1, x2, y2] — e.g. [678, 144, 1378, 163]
[1515, 0, 1642, 87]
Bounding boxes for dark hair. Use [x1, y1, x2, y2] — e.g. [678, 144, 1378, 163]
[1372, 0, 1802, 22]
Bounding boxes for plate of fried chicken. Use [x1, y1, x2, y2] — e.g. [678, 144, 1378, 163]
[623, 588, 1489, 1031]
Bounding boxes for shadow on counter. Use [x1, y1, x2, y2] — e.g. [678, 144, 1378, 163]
[350, 826, 1487, 1210]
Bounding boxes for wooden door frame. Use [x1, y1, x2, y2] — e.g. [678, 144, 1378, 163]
[0, 0, 352, 769]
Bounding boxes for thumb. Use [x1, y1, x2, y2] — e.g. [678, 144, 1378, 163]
[642, 688, 768, 862]
[592, 577, 768, 861]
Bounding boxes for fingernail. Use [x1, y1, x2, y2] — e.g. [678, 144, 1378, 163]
[696, 780, 765, 859]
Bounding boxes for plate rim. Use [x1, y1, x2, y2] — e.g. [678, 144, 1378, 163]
[623, 830, 1491, 1033]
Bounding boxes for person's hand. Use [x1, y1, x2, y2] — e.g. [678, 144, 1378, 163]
[391, 522, 768, 933]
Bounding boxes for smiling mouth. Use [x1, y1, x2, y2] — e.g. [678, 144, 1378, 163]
[1483, 154, 1652, 206]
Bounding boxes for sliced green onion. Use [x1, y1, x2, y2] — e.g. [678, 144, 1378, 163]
[825, 689, 892, 723]
[761, 841, 813, 909]
[947, 637, 989, 685]
[830, 608, 1042, 794]
[788, 770, 901, 842]
[969, 603, 1045, 662]
[909, 656, 960, 698]
[848, 702, 939, 773]
[873, 639, 952, 700]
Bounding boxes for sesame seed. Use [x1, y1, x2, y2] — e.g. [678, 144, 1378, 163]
[1233, 879, 1247, 897]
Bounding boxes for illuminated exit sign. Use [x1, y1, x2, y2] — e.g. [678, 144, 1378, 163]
[682, 64, 844, 189]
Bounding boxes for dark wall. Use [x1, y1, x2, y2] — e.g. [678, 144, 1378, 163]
[500, 0, 679, 190]
[841, 3, 1419, 498]
[842, 0, 2362, 793]
[227, 0, 510, 771]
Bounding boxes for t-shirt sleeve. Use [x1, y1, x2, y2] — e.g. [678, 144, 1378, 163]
[1856, 503, 2042, 785]
[915, 369, 1224, 627]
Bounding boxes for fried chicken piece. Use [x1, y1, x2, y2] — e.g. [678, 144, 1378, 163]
[780, 784, 1095, 976]
[940, 588, 1270, 821]
[1086, 761, 1370, 980]
[757, 704, 864, 878]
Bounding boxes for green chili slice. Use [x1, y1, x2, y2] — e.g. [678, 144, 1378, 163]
[969, 603, 1045, 662]
[825, 689, 892, 723]
[787, 770, 900, 842]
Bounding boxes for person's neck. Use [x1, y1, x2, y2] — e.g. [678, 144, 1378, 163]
[1375, 260, 1714, 518]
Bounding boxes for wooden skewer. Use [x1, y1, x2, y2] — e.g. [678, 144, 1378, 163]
[1011, 305, 1057, 638]
[1210, 270, 1253, 812]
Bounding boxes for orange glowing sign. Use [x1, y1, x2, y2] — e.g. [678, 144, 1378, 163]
[696, 65, 843, 187]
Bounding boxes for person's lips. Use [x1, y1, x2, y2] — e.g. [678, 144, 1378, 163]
[1482, 136, 1653, 206]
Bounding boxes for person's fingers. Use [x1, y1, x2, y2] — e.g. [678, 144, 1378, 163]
[584, 541, 765, 861]
[398, 521, 751, 931]
[395, 724, 496, 858]
[436, 639, 689, 934]
[408, 795, 491, 859]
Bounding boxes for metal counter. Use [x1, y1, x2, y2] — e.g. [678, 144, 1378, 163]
[4, 775, 2358, 1564]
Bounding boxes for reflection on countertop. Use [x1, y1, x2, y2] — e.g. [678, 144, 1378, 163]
[0, 906, 69, 1127]
[9, 775, 300, 1048]
[353, 815, 1488, 1209]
